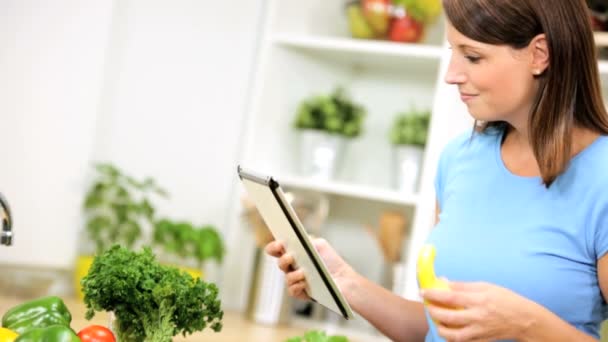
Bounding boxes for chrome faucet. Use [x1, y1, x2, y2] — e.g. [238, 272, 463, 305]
[0, 193, 12, 246]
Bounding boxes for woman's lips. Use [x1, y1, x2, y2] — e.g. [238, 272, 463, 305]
[460, 93, 477, 102]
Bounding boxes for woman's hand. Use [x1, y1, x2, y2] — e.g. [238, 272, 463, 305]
[265, 238, 355, 301]
[421, 281, 534, 342]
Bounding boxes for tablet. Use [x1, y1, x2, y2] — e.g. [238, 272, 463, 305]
[237, 165, 354, 320]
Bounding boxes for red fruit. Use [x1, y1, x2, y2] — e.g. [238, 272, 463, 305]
[389, 14, 424, 43]
[77, 325, 116, 342]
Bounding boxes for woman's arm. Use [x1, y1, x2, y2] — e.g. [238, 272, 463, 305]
[517, 254, 608, 341]
[267, 239, 429, 342]
[343, 271, 428, 342]
[342, 200, 444, 341]
[345, 201, 443, 342]
[517, 302, 598, 341]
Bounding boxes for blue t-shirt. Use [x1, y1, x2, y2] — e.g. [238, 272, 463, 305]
[425, 128, 608, 341]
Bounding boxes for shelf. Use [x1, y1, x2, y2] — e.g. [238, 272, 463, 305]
[599, 60, 608, 75]
[595, 32, 608, 47]
[279, 175, 420, 207]
[273, 33, 443, 73]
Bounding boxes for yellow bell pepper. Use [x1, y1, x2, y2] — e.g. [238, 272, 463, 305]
[417, 244, 461, 325]
[0, 327, 19, 342]
[417, 244, 450, 292]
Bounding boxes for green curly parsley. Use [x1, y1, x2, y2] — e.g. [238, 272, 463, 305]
[81, 245, 223, 342]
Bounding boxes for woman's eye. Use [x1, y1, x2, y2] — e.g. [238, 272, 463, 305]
[465, 55, 481, 63]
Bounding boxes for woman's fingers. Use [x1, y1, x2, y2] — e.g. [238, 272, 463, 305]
[266, 240, 310, 300]
[311, 237, 328, 252]
[278, 252, 295, 272]
[288, 281, 309, 300]
[286, 269, 306, 286]
[286, 270, 309, 300]
[265, 240, 284, 257]
[421, 288, 471, 309]
[427, 304, 473, 327]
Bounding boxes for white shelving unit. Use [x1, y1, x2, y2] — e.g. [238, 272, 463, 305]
[595, 32, 608, 47]
[279, 175, 420, 207]
[599, 60, 608, 75]
[220, 0, 472, 337]
[273, 34, 445, 58]
[594, 33, 608, 75]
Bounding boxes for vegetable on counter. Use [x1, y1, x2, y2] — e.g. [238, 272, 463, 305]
[0, 328, 18, 342]
[81, 245, 223, 342]
[77, 325, 115, 342]
[14, 325, 79, 342]
[285, 330, 349, 342]
[1, 296, 72, 335]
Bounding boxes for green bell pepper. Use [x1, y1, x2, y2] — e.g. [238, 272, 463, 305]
[1, 296, 72, 334]
[14, 325, 79, 342]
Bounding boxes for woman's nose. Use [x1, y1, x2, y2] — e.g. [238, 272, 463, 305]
[444, 56, 466, 85]
[444, 71, 465, 85]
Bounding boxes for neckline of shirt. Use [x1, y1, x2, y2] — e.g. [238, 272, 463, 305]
[492, 130, 607, 183]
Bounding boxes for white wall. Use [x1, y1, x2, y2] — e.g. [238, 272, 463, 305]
[92, 0, 265, 290]
[0, 0, 114, 268]
[94, 0, 263, 223]
[0, 0, 265, 278]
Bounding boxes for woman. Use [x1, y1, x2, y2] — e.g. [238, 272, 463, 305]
[266, 0, 608, 340]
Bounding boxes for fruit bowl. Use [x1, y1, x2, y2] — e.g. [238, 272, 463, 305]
[345, 0, 441, 43]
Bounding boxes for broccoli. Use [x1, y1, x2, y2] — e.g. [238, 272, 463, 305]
[81, 245, 223, 342]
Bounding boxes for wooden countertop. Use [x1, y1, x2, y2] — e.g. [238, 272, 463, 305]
[0, 295, 309, 341]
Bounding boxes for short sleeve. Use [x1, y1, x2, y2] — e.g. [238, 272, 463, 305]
[593, 204, 608, 260]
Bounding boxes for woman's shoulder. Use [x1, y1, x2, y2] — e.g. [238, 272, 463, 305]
[574, 134, 608, 161]
[569, 134, 608, 184]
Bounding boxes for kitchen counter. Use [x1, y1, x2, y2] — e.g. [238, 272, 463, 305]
[0, 295, 310, 341]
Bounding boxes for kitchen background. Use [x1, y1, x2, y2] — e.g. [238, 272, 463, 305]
[1, 0, 608, 341]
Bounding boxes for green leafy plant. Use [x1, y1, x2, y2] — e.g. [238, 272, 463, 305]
[153, 219, 225, 267]
[389, 109, 431, 147]
[285, 330, 349, 342]
[83, 163, 167, 254]
[82, 245, 223, 342]
[294, 87, 366, 138]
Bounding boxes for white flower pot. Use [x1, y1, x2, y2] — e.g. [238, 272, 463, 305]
[299, 130, 345, 180]
[393, 145, 424, 193]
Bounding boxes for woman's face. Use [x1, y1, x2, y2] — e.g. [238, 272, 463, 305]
[444, 22, 540, 125]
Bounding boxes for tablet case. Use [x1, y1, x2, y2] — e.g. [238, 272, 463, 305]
[237, 165, 354, 320]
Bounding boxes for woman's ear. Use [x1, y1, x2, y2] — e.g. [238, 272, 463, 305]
[530, 34, 549, 76]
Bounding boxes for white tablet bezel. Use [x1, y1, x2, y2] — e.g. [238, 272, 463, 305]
[237, 165, 354, 320]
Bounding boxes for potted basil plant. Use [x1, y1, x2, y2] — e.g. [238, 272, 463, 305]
[294, 87, 366, 180]
[389, 108, 431, 193]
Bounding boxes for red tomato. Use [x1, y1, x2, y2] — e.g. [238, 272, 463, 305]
[389, 14, 424, 43]
[77, 325, 116, 342]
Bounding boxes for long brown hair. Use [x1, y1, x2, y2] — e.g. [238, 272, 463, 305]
[443, 0, 608, 187]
